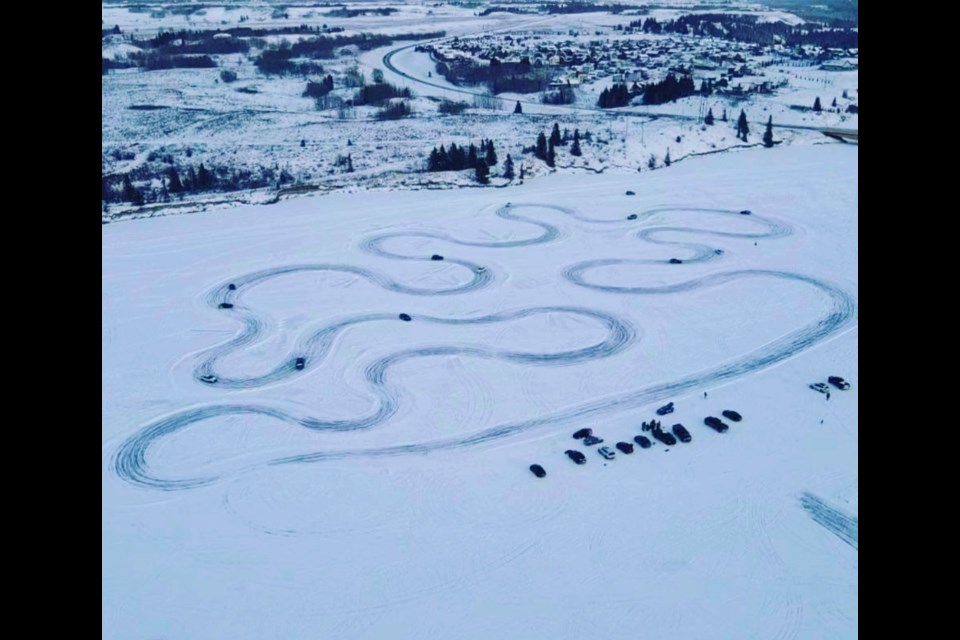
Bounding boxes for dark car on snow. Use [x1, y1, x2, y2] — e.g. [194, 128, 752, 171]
[431, 254, 444, 261]
[218, 302, 234, 309]
[227, 283, 237, 290]
[740, 210, 752, 215]
[529, 464, 547, 478]
[399, 313, 412, 321]
[633, 435, 652, 449]
[565, 450, 587, 465]
[653, 430, 677, 446]
[672, 424, 692, 443]
[704, 416, 730, 433]
[616, 441, 634, 454]
[295, 357, 306, 370]
[721, 410, 742, 422]
[627, 214, 638, 220]
[199, 373, 218, 384]
[669, 258, 683, 264]
[573, 428, 593, 440]
[828, 376, 851, 390]
[583, 435, 604, 446]
[656, 402, 675, 416]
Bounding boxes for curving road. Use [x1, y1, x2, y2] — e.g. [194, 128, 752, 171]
[113, 203, 856, 490]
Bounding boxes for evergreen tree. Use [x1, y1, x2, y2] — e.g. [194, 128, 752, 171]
[167, 168, 183, 193]
[197, 163, 213, 190]
[346, 154, 354, 172]
[121, 175, 143, 205]
[570, 129, 582, 157]
[300, 139, 306, 148]
[485, 140, 498, 166]
[502, 154, 515, 180]
[763, 116, 774, 148]
[831, 97, 838, 108]
[428, 147, 440, 171]
[704, 108, 715, 125]
[467, 144, 479, 169]
[102, 176, 112, 202]
[813, 96, 822, 112]
[549, 123, 562, 147]
[736, 109, 749, 141]
[664, 149, 672, 166]
[535, 132, 548, 160]
[519, 163, 525, 180]
[475, 158, 490, 184]
[562, 128, 570, 144]
[513, 101, 523, 114]
[187, 167, 198, 191]
[722, 108, 728, 122]
[647, 154, 657, 170]
[546, 141, 556, 168]
[437, 145, 449, 171]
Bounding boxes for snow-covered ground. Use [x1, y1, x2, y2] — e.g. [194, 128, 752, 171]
[103, 144, 858, 639]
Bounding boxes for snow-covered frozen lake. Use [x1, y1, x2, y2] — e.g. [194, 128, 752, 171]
[102, 144, 858, 639]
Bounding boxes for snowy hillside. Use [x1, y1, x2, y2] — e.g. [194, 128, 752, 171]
[103, 144, 858, 639]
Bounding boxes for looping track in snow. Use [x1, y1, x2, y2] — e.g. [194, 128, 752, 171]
[113, 203, 856, 490]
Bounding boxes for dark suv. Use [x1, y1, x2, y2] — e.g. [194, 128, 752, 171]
[672, 424, 692, 443]
[704, 416, 729, 433]
[565, 450, 587, 465]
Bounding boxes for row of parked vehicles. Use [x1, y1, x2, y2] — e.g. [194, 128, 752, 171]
[530, 402, 744, 476]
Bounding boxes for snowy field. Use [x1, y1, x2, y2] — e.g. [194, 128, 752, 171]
[102, 144, 858, 639]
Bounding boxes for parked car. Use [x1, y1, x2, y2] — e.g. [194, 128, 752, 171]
[565, 449, 587, 465]
[625, 190, 636, 196]
[295, 357, 306, 370]
[199, 373, 218, 384]
[672, 424, 692, 443]
[227, 283, 237, 291]
[572, 428, 593, 440]
[218, 302, 234, 309]
[721, 410, 742, 422]
[598, 446, 616, 460]
[669, 258, 683, 264]
[616, 441, 634, 454]
[714, 249, 724, 255]
[828, 376, 851, 390]
[809, 382, 831, 394]
[704, 416, 730, 433]
[627, 213, 638, 220]
[583, 435, 604, 446]
[656, 402, 675, 416]
[529, 464, 547, 478]
[633, 435, 652, 449]
[740, 210, 752, 215]
[653, 430, 677, 445]
[399, 313, 412, 321]
[431, 254, 444, 261]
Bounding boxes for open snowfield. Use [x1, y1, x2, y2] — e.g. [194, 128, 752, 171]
[102, 144, 858, 639]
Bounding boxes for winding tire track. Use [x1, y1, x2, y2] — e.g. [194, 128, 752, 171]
[113, 204, 856, 490]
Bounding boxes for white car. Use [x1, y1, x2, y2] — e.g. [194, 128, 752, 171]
[809, 382, 830, 394]
[598, 446, 616, 460]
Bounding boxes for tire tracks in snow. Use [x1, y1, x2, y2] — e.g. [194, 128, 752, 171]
[112, 203, 856, 489]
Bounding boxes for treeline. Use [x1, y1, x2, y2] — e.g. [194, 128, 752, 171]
[353, 82, 411, 106]
[427, 140, 498, 172]
[324, 7, 397, 18]
[524, 123, 586, 168]
[629, 14, 858, 48]
[129, 53, 217, 70]
[597, 83, 635, 108]
[304, 75, 335, 98]
[435, 57, 554, 94]
[641, 74, 696, 105]
[102, 163, 294, 206]
[255, 31, 445, 75]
